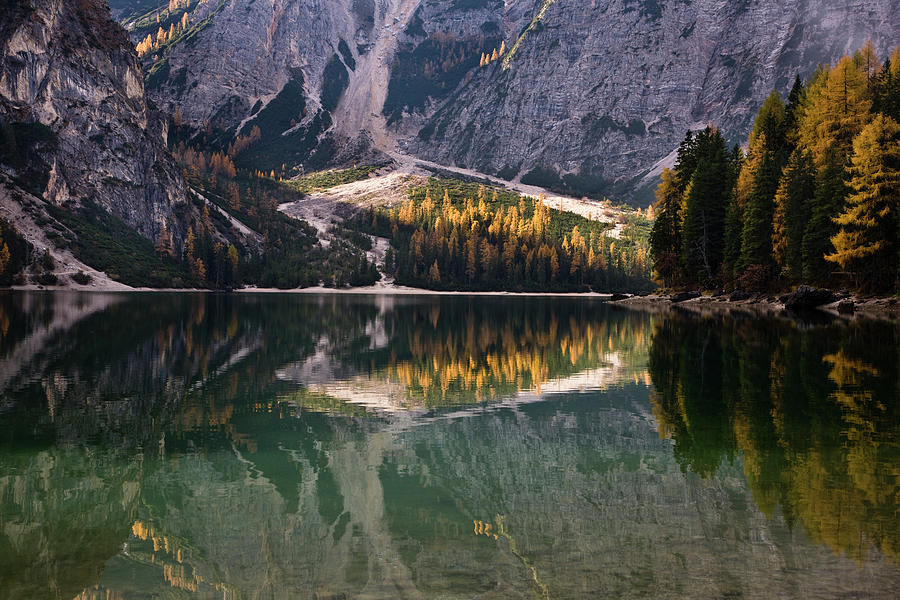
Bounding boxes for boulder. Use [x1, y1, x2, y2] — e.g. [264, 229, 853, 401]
[729, 290, 752, 302]
[836, 300, 855, 314]
[778, 286, 837, 311]
[670, 291, 701, 303]
[608, 293, 632, 301]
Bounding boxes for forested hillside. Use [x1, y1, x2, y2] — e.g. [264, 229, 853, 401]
[650, 43, 900, 292]
[354, 179, 652, 292]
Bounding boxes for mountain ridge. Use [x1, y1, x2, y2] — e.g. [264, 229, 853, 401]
[123, 0, 899, 202]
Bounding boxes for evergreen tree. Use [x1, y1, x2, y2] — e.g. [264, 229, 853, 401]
[873, 48, 900, 120]
[784, 75, 806, 147]
[673, 131, 698, 195]
[772, 149, 816, 281]
[722, 145, 745, 276]
[722, 191, 743, 277]
[802, 145, 847, 283]
[680, 128, 731, 282]
[826, 115, 900, 289]
[740, 92, 789, 273]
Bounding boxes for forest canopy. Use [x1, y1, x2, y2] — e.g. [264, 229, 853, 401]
[650, 42, 900, 292]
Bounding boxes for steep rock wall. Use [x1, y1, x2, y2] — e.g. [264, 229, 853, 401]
[133, 0, 899, 201]
[0, 0, 190, 243]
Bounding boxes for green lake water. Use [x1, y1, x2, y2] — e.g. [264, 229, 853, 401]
[0, 291, 898, 599]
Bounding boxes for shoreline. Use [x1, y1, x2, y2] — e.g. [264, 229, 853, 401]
[6, 282, 615, 298]
[7, 284, 899, 319]
[611, 292, 900, 319]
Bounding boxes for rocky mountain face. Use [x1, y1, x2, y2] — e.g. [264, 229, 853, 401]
[130, 0, 898, 202]
[0, 0, 191, 249]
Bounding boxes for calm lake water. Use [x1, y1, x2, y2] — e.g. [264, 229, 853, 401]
[1, 291, 899, 599]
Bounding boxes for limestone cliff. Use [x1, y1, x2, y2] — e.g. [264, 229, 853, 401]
[131, 0, 899, 202]
[0, 0, 190, 247]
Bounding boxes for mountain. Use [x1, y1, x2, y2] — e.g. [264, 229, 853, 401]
[123, 0, 898, 202]
[0, 0, 191, 247]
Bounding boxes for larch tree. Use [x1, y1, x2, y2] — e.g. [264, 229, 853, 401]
[649, 168, 682, 286]
[798, 56, 872, 167]
[0, 234, 9, 276]
[826, 114, 900, 288]
[854, 40, 882, 84]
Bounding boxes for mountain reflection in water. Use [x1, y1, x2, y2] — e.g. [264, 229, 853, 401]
[0, 291, 898, 599]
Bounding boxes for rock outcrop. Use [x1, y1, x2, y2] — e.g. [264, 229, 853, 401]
[0, 0, 191, 246]
[411, 0, 899, 201]
[778, 285, 837, 310]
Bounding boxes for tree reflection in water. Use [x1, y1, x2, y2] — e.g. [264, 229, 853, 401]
[648, 311, 900, 564]
[0, 292, 898, 599]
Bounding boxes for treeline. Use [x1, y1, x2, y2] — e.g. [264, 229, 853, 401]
[173, 144, 379, 289]
[651, 42, 900, 291]
[356, 179, 652, 292]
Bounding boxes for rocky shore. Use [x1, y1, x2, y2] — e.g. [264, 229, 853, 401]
[611, 286, 900, 320]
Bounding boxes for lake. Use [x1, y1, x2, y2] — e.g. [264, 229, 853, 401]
[0, 291, 898, 599]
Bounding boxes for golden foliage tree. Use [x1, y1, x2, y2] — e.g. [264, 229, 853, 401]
[826, 114, 900, 287]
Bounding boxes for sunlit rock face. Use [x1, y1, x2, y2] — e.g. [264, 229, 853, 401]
[131, 0, 897, 200]
[0, 0, 190, 244]
[410, 0, 899, 200]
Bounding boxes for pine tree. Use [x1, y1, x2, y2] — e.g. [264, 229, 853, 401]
[772, 149, 815, 281]
[784, 75, 806, 147]
[826, 114, 900, 289]
[673, 130, 698, 195]
[722, 191, 743, 277]
[802, 145, 847, 283]
[873, 48, 900, 120]
[680, 128, 731, 282]
[721, 145, 745, 277]
[739, 135, 782, 271]
[739, 92, 788, 273]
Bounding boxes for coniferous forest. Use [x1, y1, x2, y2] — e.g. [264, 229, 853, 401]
[650, 43, 900, 292]
[355, 179, 653, 292]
